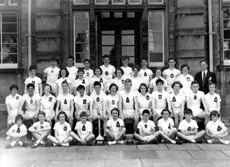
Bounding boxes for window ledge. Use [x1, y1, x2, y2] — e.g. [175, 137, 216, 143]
[0, 68, 24, 74]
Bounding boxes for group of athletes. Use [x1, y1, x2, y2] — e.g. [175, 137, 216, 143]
[5, 55, 230, 148]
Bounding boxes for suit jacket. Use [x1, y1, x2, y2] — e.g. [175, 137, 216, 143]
[194, 71, 217, 94]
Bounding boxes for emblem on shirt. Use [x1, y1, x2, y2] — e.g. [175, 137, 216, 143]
[194, 95, 197, 100]
[16, 96, 19, 100]
[87, 72, 89, 77]
[146, 95, 150, 100]
[30, 99, 33, 104]
[168, 123, 171, 129]
[105, 71, 109, 76]
[82, 79, 85, 84]
[170, 73, 174, 78]
[121, 80, 124, 84]
[158, 94, 162, 99]
[112, 100, 115, 105]
[187, 127, 191, 131]
[96, 97, 100, 102]
[82, 125, 86, 131]
[144, 124, 147, 128]
[100, 78, 103, 82]
[214, 97, 217, 102]
[126, 97, 130, 103]
[83, 99, 87, 104]
[187, 77, 190, 81]
[49, 97, 52, 102]
[40, 126, 44, 129]
[63, 126, 67, 131]
[172, 97, 176, 102]
[217, 125, 222, 131]
[51, 70, 53, 73]
[32, 81, 35, 85]
[64, 99, 67, 104]
[144, 72, 147, 76]
[116, 121, 120, 127]
[17, 128, 20, 133]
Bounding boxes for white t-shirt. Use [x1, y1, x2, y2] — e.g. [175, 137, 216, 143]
[169, 92, 185, 113]
[187, 91, 204, 116]
[150, 77, 167, 91]
[158, 118, 175, 132]
[107, 94, 120, 114]
[110, 77, 125, 93]
[151, 91, 169, 114]
[100, 64, 115, 83]
[121, 66, 132, 80]
[206, 120, 226, 135]
[25, 76, 42, 94]
[5, 94, 23, 116]
[74, 94, 90, 112]
[75, 121, 92, 136]
[137, 120, 155, 135]
[176, 74, 194, 95]
[136, 93, 152, 115]
[66, 66, 78, 83]
[83, 69, 94, 82]
[90, 76, 107, 91]
[54, 122, 71, 137]
[131, 76, 143, 92]
[90, 91, 107, 115]
[31, 121, 50, 131]
[57, 93, 74, 117]
[7, 124, 27, 136]
[107, 118, 124, 134]
[40, 94, 56, 117]
[120, 90, 137, 111]
[163, 68, 181, 93]
[139, 68, 153, 86]
[22, 94, 41, 112]
[44, 66, 60, 88]
[56, 77, 71, 95]
[204, 93, 221, 112]
[178, 119, 198, 131]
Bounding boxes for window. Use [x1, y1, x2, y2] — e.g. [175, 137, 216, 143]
[223, 7, 230, 65]
[95, 0, 108, 5]
[148, 0, 164, 4]
[73, 0, 89, 5]
[0, 12, 18, 69]
[112, 0, 125, 5]
[74, 12, 90, 67]
[0, 0, 5, 5]
[148, 11, 164, 67]
[129, 0, 142, 5]
[9, 0, 18, 5]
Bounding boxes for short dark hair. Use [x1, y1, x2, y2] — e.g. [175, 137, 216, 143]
[59, 68, 69, 78]
[122, 56, 130, 61]
[191, 80, 199, 86]
[111, 108, 120, 116]
[102, 54, 110, 59]
[109, 83, 118, 91]
[161, 108, 171, 116]
[29, 65, 37, 71]
[168, 58, 175, 62]
[184, 108, 193, 115]
[77, 69, 85, 74]
[44, 84, 52, 92]
[15, 114, 24, 123]
[142, 109, 150, 115]
[115, 67, 124, 76]
[94, 81, 101, 87]
[138, 83, 148, 93]
[181, 64, 190, 71]
[155, 67, 162, 73]
[210, 110, 220, 118]
[51, 56, 57, 62]
[141, 57, 148, 62]
[124, 78, 132, 85]
[27, 83, 35, 90]
[83, 59, 90, 63]
[38, 111, 46, 117]
[61, 80, 68, 86]
[77, 84, 85, 91]
[94, 67, 103, 75]
[200, 59, 208, 65]
[67, 56, 74, 60]
[80, 111, 88, 118]
[156, 78, 164, 85]
[132, 65, 140, 71]
[9, 84, 18, 91]
[208, 82, 216, 87]
[57, 111, 68, 121]
[171, 81, 183, 89]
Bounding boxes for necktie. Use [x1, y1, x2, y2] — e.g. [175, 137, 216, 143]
[202, 71, 206, 86]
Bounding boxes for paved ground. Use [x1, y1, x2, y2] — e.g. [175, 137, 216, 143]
[1, 136, 230, 167]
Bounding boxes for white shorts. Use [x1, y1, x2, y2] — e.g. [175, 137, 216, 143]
[156, 108, 164, 115]
[43, 109, 55, 119]
[166, 85, 173, 94]
[24, 111, 36, 119]
[8, 109, 19, 117]
[7, 115, 16, 124]
[174, 108, 181, 114]
[191, 107, 203, 117]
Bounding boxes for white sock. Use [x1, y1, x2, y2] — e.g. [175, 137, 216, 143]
[18, 141, 23, 146]
[36, 140, 40, 144]
[10, 141, 16, 147]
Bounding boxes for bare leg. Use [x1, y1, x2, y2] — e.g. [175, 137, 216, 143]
[177, 132, 195, 143]
[85, 134, 95, 144]
[168, 128, 177, 140]
[47, 135, 59, 145]
[69, 131, 82, 142]
[105, 129, 115, 141]
[115, 128, 126, 142]
[193, 130, 205, 140]
[63, 136, 73, 144]
[134, 133, 146, 142]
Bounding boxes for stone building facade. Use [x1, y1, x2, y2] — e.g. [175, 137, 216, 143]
[0, 0, 229, 117]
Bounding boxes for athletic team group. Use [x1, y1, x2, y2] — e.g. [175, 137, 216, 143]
[5, 55, 230, 148]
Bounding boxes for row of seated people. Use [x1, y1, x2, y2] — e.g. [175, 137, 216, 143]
[6, 108, 229, 149]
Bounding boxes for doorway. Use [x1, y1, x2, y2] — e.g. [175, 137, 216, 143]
[97, 12, 141, 67]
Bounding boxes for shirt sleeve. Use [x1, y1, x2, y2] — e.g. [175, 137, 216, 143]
[151, 121, 155, 129]
[5, 96, 9, 104]
[44, 68, 48, 74]
[22, 124, 27, 132]
[192, 120, 198, 129]
[53, 123, 58, 131]
[75, 122, 80, 130]
[178, 121, 184, 130]
[217, 95, 221, 102]
[120, 119, 124, 127]
[107, 120, 111, 127]
[88, 122, 92, 133]
[137, 122, 142, 130]
[37, 77, 42, 84]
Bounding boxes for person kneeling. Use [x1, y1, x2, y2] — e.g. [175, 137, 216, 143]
[177, 108, 205, 143]
[70, 111, 95, 145]
[106, 108, 126, 145]
[206, 110, 229, 145]
[134, 109, 176, 144]
[47, 111, 73, 147]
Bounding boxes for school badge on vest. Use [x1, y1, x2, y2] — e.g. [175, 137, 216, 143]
[51, 70, 53, 73]
[82, 79, 85, 84]
[32, 81, 35, 85]
[168, 123, 171, 129]
[83, 99, 87, 104]
[96, 97, 100, 102]
[194, 95, 197, 100]
[63, 126, 67, 131]
[187, 127, 191, 131]
[214, 97, 217, 102]
[116, 121, 120, 127]
[172, 97, 176, 102]
[146, 95, 150, 100]
[144, 72, 147, 76]
[49, 97, 52, 102]
[144, 124, 147, 128]
[170, 73, 174, 78]
[64, 99, 67, 104]
[82, 125, 86, 131]
[186, 77, 190, 81]
[112, 100, 115, 105]
[105, 71, 109, 76]
[16, 96, 19, 100]
[121, 80, 124, 84]
[126, 97, 130, 103]
[217, 125, 222, 131]
[17, 127, 20, 133]
[40, 126, 44, 129]
[87, 72, 89, 76]
[30, 99, 33, 104]
[158, 94, 162, 99]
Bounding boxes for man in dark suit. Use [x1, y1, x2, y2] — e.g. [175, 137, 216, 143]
[195, 60, 217, 94]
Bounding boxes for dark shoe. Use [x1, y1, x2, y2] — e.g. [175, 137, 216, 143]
[41, 143, 47, 147]
[5, 145, 13, 149]
[176, 140, 183, 145]
[195, 139, 203, 144]
[31, 143, 38, 148]
[103, 136, 108, 142]
[152, 140, 158, 144]
[22, 143, 27, 147]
